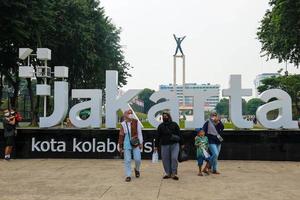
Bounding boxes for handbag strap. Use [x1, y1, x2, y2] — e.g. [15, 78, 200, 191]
[208, 119, 222, 138]
[125, 122, 131, 138]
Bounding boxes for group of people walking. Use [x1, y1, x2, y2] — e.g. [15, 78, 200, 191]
[2, 107, 223, 180]
[118, 109, 224, 182]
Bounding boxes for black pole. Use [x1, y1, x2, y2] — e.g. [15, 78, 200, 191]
[7, 91, 10, 110]
[24, 95, 26, 119]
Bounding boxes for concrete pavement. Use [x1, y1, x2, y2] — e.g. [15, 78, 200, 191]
[1, 159, 300, 200]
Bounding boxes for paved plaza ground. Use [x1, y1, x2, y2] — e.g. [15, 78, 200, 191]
[1, 159, 300, 200]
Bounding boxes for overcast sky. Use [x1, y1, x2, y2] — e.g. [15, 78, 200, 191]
[101, 0, 299, 97]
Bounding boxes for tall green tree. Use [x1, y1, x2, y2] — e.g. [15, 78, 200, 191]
[215, 98, 229, 116]
[216, 98, 247, 116]
[0, 0, 30, 109]
[0, 0, 131, 125]
[257, 0, 300, 67]
[246, 98, 264, 115]
[47, 0, 131, 91]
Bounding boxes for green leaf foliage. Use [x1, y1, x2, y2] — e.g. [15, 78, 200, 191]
[257, 0, 300, 67]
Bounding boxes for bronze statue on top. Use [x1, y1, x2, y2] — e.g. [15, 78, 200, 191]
[173, 34, 186, 56]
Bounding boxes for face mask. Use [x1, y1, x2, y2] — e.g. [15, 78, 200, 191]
[128, 114, 133, 119]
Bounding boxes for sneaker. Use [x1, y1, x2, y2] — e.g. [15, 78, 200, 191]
[125, 177, 131, 182]
[172, 175, 179, 181]
[134, 168, 140, 178]
[163, 175, 171, 179]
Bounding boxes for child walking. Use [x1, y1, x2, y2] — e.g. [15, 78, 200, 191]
[195, 128, 210, 176]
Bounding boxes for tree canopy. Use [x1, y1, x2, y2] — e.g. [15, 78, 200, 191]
[138, 88, 155, 113]
[246, 98, 264, 115]
[215, 98, 229, 116]
[257, 0, 300, 67]
[216, 98, 260, 116]
[0, 0, 131, 122]
[0, 0, 130, 92]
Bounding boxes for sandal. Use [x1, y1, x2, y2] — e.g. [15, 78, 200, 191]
[203, 168, 210, 175]
[134, 168, 140, 178]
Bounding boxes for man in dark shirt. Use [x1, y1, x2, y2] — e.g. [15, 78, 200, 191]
[203, 112, 224, 174]
[3, 109, 16, 161]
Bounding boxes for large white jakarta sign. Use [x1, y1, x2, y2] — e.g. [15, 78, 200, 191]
[18, 48, 299, 129]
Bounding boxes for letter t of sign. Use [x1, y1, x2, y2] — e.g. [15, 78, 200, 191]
[222, 75, 253, 129]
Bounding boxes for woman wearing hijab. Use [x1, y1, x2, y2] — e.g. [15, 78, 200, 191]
[118, 109, 143, 182]
[154, 112, 183, 180]
[203, 111, 224, 174]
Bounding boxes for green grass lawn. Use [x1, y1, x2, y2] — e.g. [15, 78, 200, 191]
[7, 116, 265, 130]
[140, 121, 260, 130]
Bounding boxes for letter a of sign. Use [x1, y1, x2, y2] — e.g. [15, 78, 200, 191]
[69, 89, 102, 128]
[147, 91, 179, 128]
[256, 89, 298, 129]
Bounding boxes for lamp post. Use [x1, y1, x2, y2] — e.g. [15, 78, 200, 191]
[18, 48, 69, 126]
[18, 48, 52, 118]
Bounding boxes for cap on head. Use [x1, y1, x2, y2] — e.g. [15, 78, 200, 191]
[195, 127, 203, 132]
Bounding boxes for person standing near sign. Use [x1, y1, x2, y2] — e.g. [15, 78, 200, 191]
[3, 109, 17, 161]
[118, 109, 143, 182]
[203, 112, 224, 174]
[194, 128, 210, 176]
[154, 112, 183, 180]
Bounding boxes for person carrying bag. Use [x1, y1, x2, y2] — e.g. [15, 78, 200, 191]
[154, 112, 184, 181]
[203, 112, 224, 174]
[118, 109, 143, 182]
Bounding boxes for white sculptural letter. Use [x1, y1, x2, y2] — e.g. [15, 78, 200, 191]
[222, 75, 253, 128]
[184, 90, 218, 128]
[69, 89, 102, 128]
[147, 91, 179, 128]
[256, 89, 298, 129]
[39, 82, 69, 127]
[105, 70, 142, 128]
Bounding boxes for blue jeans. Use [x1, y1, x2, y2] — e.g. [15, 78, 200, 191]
[197, 155, 210, 166]
[209, 144, 221, 172]
[124, 147, 141, 177]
